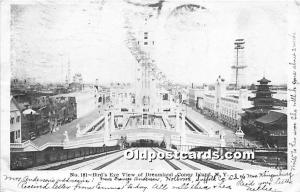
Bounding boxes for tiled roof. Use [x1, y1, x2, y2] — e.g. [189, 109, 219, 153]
[256, 111, 286, 125]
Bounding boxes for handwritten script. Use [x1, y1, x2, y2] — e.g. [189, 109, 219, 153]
[2, 170, 294, 192]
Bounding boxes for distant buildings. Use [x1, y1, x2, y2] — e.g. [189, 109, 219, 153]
[48, 96, 77, 130]
[21, 108, 48, 141]
[109, 83, 133, 108]
[10, 90, 77, 143]
[188, 75, 287, 141]
[69, 73, 83, 91]
[10, 97, 22, 143]
[188, 87, 204, 110]
[196, 76, 252, 129]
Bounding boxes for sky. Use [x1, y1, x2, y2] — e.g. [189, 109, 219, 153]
[11, 0, 289, 85]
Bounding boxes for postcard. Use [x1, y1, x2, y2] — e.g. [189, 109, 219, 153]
[1, 0, 299, 191]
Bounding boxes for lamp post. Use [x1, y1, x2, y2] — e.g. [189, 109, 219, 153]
[179, 135, 182, 151]
[186, 103, 187, 117]
[235, 127, 245, 147]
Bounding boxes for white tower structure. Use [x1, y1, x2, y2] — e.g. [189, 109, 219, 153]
[215, 75, 226, 118]
[135, 16, 158, 113]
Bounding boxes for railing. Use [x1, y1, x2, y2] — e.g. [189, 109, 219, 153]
[11, 145, 121, 170]
[185, 117, 208, 134]
[10, 142, 28, 148]
[80, 115, 105, 134]
[84, 129, 104, 136]
[126, 134, 164, 141]
[64, 137, 105, 148]
[12, 140, 39, 149]
[10, 140, 63, 151]
[11, 135, 119, 151]
[161, 115, 171, 129]
[39, 142, 64, 151]
[64, 135, 120, 149]
[137, 125, 165, 129]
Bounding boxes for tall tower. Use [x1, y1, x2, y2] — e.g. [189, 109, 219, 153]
[231, 39, 247, 89]
[215, 75, 226, 118]
[135, 16, 157, 113]
[65, 56, 71, 86]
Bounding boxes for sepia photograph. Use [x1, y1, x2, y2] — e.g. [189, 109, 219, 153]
[6, 0, 291, 172]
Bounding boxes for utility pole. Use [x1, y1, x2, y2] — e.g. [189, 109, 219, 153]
[61, 57, 64, 84]
[66, 55, 71, 86]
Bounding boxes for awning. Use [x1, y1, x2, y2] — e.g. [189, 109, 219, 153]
[23, 109, 37, 115]
[255, 111, 285, 125]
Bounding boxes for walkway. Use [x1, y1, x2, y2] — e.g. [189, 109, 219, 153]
[185, 105, 263, 148]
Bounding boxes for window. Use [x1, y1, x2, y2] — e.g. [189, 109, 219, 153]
[10, 117, 14, 124]
[144, 42, 148, 45]
[15, 131, 17, 140]
[16, 116, 20, 122]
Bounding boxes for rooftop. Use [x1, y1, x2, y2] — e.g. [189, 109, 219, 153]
[256, 111, 286, 125]
[257, 77, 271, 84]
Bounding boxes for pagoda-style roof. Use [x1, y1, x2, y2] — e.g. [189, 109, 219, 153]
[256, 111, 286, 125]
[256, 84, 272, 86]
[244, 107, 269, 113]
[243, 107, 278, 114]
[252, 90, 276, 94]
[249, 96, 276, 101]
[257, 77, 271, 84]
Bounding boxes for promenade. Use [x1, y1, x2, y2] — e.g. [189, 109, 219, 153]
[185, 105, 263, 148]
